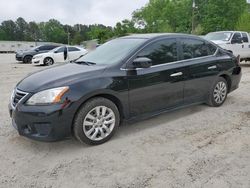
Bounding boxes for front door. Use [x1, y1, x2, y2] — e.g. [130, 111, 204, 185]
[53, 46, 67, 63]
[127, 38, 186, 117]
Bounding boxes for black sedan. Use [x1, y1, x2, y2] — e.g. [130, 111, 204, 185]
[9, 33, 242, 145]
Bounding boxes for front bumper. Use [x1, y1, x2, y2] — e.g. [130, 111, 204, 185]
[16, 54, 23, 61]
[32, 58, 43, 65]
[8, 101, 75, 142]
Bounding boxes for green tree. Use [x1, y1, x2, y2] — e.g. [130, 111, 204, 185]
[15, 17, 29, 41]
[42, 19, 67, 43]
[199, 0, 247, 33]
[27, 21, 41, 41]
[0, 20, 17, 40]
[236, 11, 250, 32]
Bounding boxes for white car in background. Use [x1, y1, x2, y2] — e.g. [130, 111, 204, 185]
[32, 46, 88, 66]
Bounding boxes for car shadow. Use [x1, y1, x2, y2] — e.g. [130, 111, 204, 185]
[11, 104, 207, 153]
[240, 63, 250, 67]
[116, 104, 206, 139]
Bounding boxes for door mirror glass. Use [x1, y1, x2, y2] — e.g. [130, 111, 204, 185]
[132, 57, 152, 68]
[231, 33, 243, 44]
[231, 37, 243, 44]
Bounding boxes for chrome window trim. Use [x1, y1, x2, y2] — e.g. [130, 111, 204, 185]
[120, 48, 219, 71]
[11, 88, 29, 109]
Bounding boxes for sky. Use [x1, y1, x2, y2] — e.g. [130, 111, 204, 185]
[0, 0, 149, 26]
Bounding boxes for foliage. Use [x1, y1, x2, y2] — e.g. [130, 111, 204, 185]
[0, 0, 249, 44]
[236, 11, 250, 32]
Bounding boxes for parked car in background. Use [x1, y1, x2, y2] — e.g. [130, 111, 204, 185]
[15, 44, 60, 63]
[32, 46, 88, 66]
[205, 31, 250, 61]
[9, 34, 242, 145]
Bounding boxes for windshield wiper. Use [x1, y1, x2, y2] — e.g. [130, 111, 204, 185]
[74, 61, 96, 66]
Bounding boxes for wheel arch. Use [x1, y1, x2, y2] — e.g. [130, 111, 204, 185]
[219, 74, 232, 92]
[71, 92, 126, 132]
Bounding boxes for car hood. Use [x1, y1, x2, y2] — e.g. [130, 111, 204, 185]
[211, 40, 228, 45]
[17, 63, 106, 92]
[33, 52, 50, 58]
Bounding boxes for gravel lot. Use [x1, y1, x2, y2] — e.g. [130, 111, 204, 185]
[0, 54, 250, 188]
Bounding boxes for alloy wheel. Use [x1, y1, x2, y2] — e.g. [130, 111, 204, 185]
[83, 106, 116, 141]
[213, 81, 227, 104]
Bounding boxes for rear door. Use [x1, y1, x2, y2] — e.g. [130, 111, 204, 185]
[241, 32, 250, 59]
[127, 38, 187, 117]
[180, 38, 219, 103]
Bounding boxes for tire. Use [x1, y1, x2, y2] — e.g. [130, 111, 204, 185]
[43, 57, 54, 66]
[73, 97, 120, 145]
[23, 55, 32, 63]
[207, 77, 228, 107]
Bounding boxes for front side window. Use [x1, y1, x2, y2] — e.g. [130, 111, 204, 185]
[136, 39, 178, 66]
[181, 39, 216, 60]
[55, 47, 65, 53]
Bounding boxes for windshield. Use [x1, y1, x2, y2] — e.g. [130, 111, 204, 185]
[205, 32, 233, 41]
[76, 38, 146, 65]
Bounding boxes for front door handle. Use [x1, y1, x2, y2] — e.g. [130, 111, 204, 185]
[170, 72, 183, 77]
[208, 65, 217, 70]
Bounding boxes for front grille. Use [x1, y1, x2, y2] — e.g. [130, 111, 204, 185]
[12, 89, 29, 107]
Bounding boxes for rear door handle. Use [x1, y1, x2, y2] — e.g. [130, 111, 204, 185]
[170, 72, 183, 77]
[208, 65, 217, 70]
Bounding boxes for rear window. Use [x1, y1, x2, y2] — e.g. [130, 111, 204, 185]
[181, 39, 217, 60]
[68, 47, 80, 52]
[242, 33, 249, 43]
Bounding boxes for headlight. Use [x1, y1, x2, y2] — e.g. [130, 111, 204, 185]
[26, 86, 69, 105]
[33, 55, 43, 59]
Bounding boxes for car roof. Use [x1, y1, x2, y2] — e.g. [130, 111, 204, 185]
[121, 33, 201, 40]
[207, 31, 248, 33]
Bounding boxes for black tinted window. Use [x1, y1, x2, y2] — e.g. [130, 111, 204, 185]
[181, 39, 215, 60]
[242, 33, 249, 43]
[56, 47, 65, 53]
[68, 47, 80, 52]
[38, 45, 55, 51]
[137, 39, 177, 66]
[232, 32, 241, 40]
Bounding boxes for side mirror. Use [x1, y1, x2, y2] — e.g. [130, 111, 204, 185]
[54, 51, 58, 53]
[231, 37, 243, 44]
[132, 57, 152, 69]
[35, 49, 39, 52]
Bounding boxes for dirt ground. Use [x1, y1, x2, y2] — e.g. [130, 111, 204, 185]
[0, 54, 250, 188]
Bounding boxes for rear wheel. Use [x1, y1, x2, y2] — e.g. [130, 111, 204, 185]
[73, 97, 120, 145]
[43, 57, 54, 66]
[23, 56, 32, 63]
[207, 77, 228, 107]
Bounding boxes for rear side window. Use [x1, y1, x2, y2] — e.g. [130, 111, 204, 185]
[181, 39, 216, 60]
[39, 45, 55, 51]
[242, 33, 249, 43]
[68, 47, 80, 52]
[137, 39, 178, 66]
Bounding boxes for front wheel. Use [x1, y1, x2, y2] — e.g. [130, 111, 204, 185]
[207, 77, 228, 107]
[73, 97, 120, 145]
[43, 57, 54, 66]
[23, 56, 32, 63]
